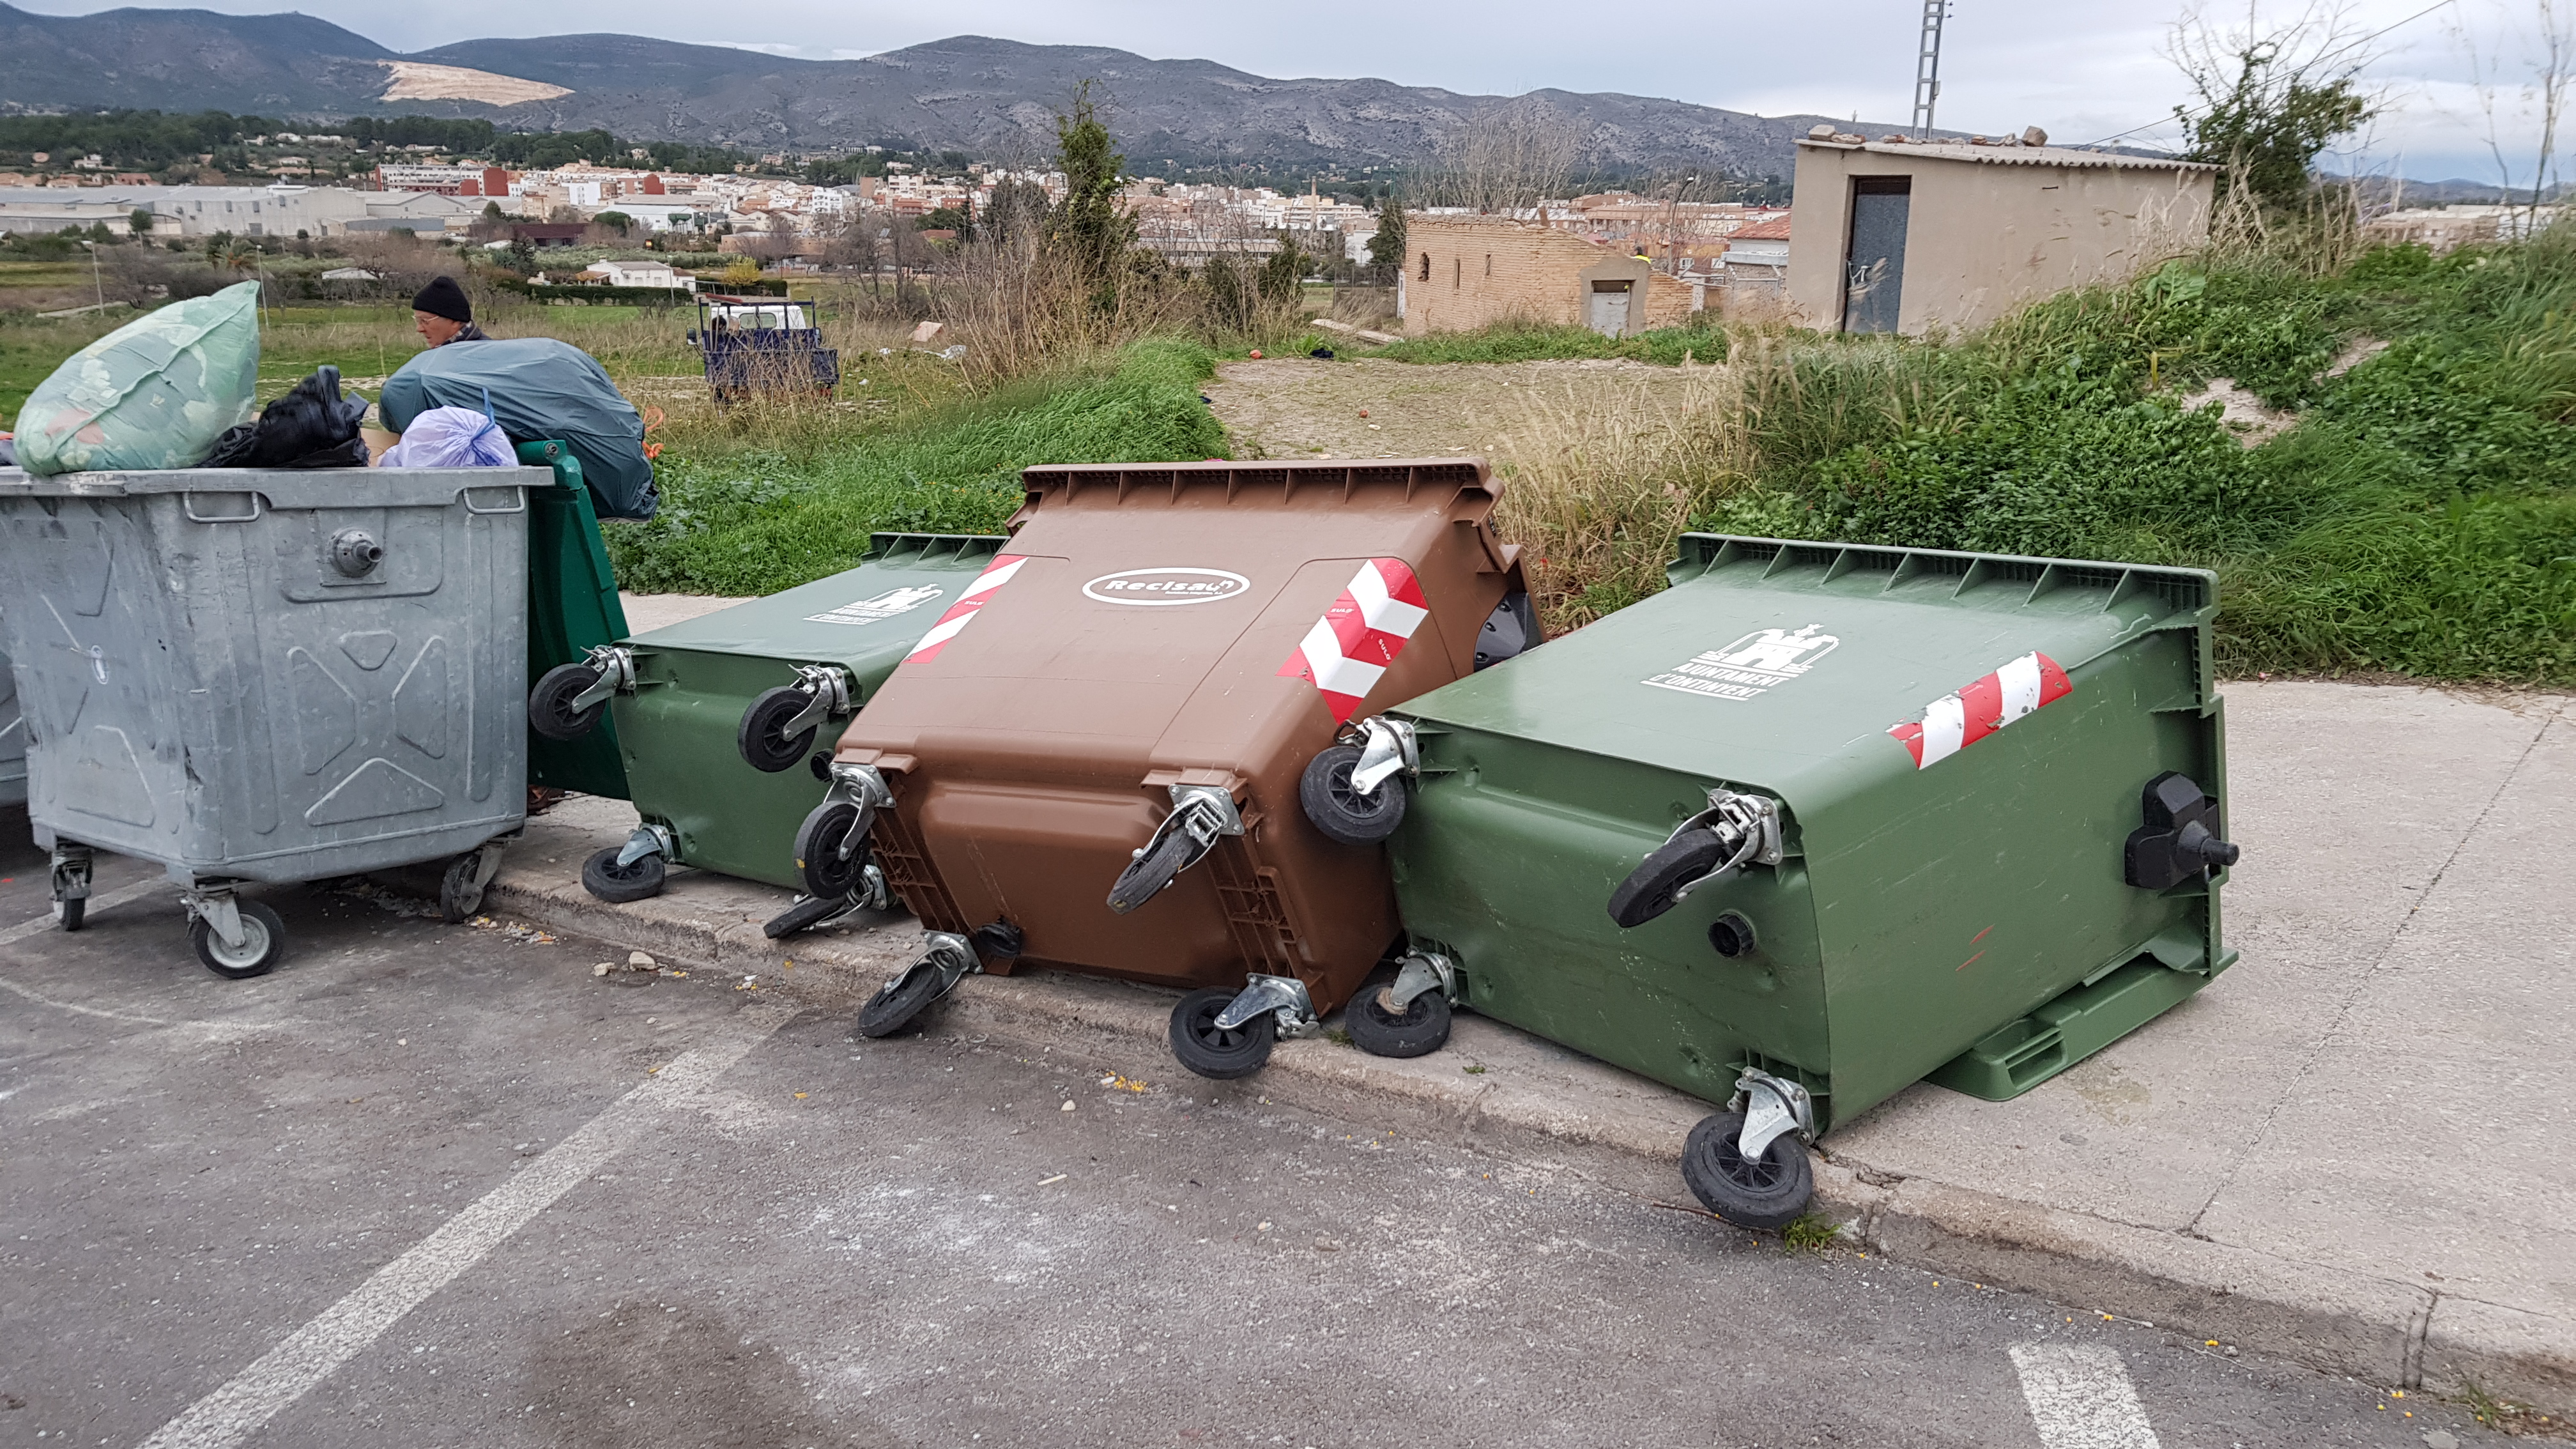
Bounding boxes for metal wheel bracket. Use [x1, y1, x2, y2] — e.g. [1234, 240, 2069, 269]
[50, 845, 95, 904]
[615, 824, 674, 869]
[460, 839, 509, 891]
[1128, 785, 1244, 889]
[822, 763, 896, 863]
[860, 862, 894, 913]
[1386, 948, 1459, 1009]
[1215, 972, 1319, 1036]
[885, 930, 980, 1003]
[780, 664, 859, 739]
[1729, 1069, 1816, 1162]
[1662, 789, 1785, 906]
[1348, 717, 1420, 798]
[185, 890, 249, 952]
[566, 645, 639, 713]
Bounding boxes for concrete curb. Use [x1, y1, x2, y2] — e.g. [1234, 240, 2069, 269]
[469, 841, 2573, 1416]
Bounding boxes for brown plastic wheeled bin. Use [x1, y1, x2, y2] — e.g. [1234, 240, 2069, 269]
[797, 458, 1530, 1077]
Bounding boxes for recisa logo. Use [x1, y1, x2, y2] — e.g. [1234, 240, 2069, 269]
[1082, 567, 1252, 606]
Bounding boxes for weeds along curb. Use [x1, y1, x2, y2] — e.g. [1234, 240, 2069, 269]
[470, 865, 2575, 1416]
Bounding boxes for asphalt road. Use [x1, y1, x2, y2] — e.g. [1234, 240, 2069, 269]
[0, 811, 2488, 1449]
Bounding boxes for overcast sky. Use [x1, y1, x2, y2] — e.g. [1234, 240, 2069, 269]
[23, 0, 2570, 185]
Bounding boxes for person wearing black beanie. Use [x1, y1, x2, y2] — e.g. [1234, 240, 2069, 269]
[411, 275, 489, 347]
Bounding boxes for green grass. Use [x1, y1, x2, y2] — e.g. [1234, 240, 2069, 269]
[604, 339, 1229, 594]
[1372, 319, 1731, 367]
[1694, 227, 2576, 683]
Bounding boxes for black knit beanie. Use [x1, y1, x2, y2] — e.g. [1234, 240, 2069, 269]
[412, 275, 472, 323]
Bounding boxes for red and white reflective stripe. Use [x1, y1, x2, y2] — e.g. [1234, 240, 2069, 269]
[1888, 651, 2073, 769]
[902, 553, 1029, 664]
[1276, 558, 1430, 722]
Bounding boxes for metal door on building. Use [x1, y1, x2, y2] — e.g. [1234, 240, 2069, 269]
[1588, 280, 1634, 337]
[1843, 177, 1912, 333]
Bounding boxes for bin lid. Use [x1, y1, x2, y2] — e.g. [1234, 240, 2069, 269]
[839, 459, 1514, 770]
[1392, 535, 2216, 810]
[0, 465, 549, 509]
[627, 533, 1008, 661]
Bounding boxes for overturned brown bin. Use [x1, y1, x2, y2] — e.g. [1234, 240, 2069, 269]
[799, 458, 1530, 1077]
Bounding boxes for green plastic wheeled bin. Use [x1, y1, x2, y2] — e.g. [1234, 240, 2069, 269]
[527, 533, 1006, 933]
[518, 440, 632, 801]
[1354, 535, 2239, 1228]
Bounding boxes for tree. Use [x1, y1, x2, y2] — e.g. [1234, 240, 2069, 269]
[128, 207, 153, 238]
[921, 202, 974, 239]
[983, 178, 1052, 247]
[1365, 192, 1407, 267]
[1046, 80, 1138, 287]
[1425, 98, 1588, 215]
[2170, 8, 2376, 206]
[2453, 0, 2574, 229]
[592, 210, 634, 235]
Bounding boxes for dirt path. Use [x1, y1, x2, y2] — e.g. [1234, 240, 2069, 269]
[1202, 356, 1706, 462]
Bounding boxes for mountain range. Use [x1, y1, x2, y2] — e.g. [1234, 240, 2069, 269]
[0, 3, 1866, 176]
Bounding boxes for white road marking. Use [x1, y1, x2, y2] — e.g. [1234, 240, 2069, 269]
[0, 878, 166, 948]
[134, 1002, 797, 1449]
[2011, 1342, 2163, 1449]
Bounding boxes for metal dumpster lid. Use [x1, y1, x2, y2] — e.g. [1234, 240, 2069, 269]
[0, 465, 552, 510]
[1392, 534, 2217, 803]
[627, 533, 1008, 659]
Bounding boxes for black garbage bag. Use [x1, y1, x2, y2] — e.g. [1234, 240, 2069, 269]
[204, 365, 371, 470]
[380, 338, 657, 520]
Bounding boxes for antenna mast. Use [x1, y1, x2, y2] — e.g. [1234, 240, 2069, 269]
[1911, 0, 1951, 136]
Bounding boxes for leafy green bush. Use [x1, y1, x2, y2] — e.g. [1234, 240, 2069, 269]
[1697, 224, 2576, 682]
[606, 339, 1228, 594]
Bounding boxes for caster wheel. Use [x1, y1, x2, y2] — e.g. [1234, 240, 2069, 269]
[1607, 832, 1729, 929]
[1680, 1110, 1814, 1230]
[1105, 828, 1198, 914]
[529, 663, 607, 742]
[1298, 744, 1406, 846]
[764, 892, 854, 939]
[739, 686, 820, 773]
[582, 847, 666, 904]
[191, 900, 286, 980]
[793, 802, 868, 901]
[1169, 985, 1276, 1080]
[857, 966, 946, 1038]
[439, 852, 491, 923]
[1344, 981, 1452, 1059]
[54, 896, 86, 931]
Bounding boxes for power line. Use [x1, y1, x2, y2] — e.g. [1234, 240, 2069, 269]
[2080, 0, 2460, 148]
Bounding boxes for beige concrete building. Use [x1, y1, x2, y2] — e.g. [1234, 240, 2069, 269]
[1786, 136, 2216, 335]
[1398, 215, 1698, 338]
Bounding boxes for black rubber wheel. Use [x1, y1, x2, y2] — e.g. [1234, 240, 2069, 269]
[438, 852, 489, 923]
[793, 802, 869, 901]
[528, 663, 607, 742]
[190, 900, 286, 980]
[1169, 985, 1277, 1080]
[1298, 743, 1408, 846]
[1680, 1110, 1816, 1230]
[738, 686, 819, 773]
[1106, 827, 1199, 915]
[54, 894, 85, 931]
[581, 847, 666, 904]
[857, 967, 946, 1038]
[764, 892, 853, 939]
[1344, 980, 1453, 1058]
[1607, 832, 1729, 929]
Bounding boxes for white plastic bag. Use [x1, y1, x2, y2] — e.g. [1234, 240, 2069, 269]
[380, 406, 514, 468]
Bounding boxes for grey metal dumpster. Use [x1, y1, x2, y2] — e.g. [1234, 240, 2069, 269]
[0, 631, 24, 809]
[0, 464, 542, 976]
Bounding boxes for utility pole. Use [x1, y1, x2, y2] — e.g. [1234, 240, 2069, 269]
[1912, 0, 1951, 137]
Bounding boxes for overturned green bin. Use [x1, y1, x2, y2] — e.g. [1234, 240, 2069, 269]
[1353, 535, 2238, 1227]
[528, 533, 1005, 934]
